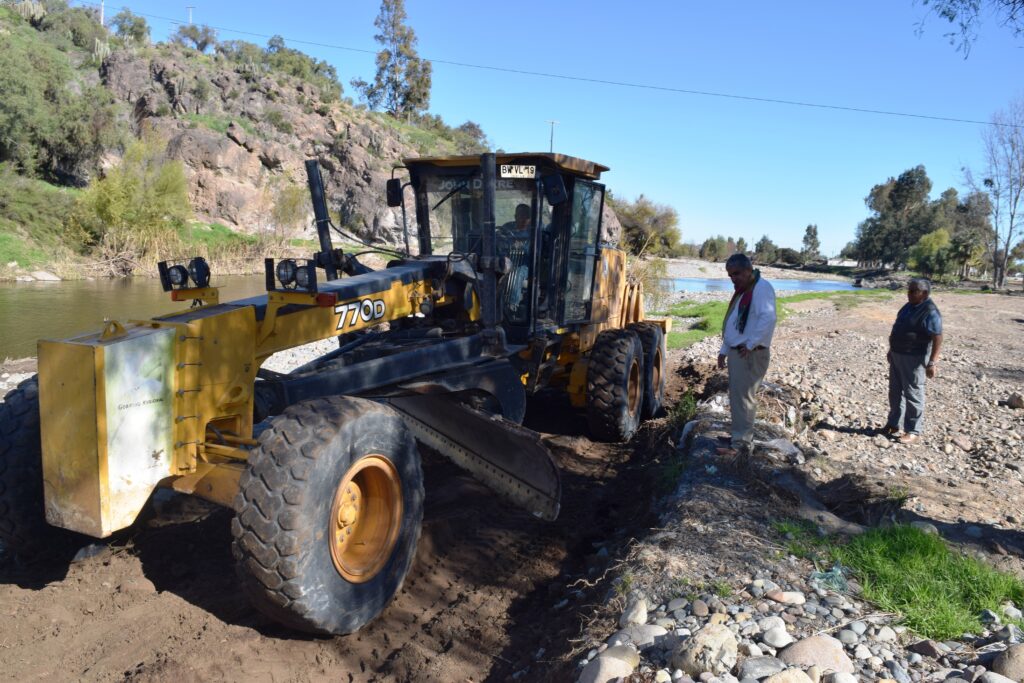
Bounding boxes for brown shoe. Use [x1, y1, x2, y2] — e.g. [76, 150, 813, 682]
[898, 433, 920, 444]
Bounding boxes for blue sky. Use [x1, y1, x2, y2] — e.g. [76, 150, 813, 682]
[84, 1, 1021, 256]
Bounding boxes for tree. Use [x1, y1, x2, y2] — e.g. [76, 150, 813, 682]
[351, 0, 432, 117]
[852, 165, 938, 267]
[754, 235, 777, 264]
[965, 96, 1024, 288]
[609, 194, 682, 256]
[70, 133, 191, 271]
[735, 237, 748, 254]
[801, 224, 821, 262]
[918, 0, 1024, 54]
[170, 24, 217, 53]
[909, 228, 954, 277]
[110, 9, 150, 44]
[0, 20, 122, 181]
[699, 235, 729, 261]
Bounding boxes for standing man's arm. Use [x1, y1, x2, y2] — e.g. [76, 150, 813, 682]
[926, 333, 942, 379]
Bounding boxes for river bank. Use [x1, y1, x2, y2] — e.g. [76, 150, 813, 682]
[664, 257, 853, 282]
[568, 290, 1024, 682]
[2, 283, 1022, 682]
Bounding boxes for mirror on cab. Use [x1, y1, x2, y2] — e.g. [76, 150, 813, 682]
[386, 178, 404, 207]
[541, 174, 568, 206]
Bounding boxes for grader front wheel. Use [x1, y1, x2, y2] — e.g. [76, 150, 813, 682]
[232, 396, 424, 635]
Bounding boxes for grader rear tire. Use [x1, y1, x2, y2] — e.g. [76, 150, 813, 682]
[231, 396, 424, 635]
[586, 330, 645, 442]
[627, 322, 666, 419]
[0, 376, 72, 559]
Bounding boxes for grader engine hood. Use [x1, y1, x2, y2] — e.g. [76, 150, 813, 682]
[38, 325, 177, 537]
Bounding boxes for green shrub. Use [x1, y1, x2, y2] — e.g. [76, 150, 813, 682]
[264, 108, 293, 134]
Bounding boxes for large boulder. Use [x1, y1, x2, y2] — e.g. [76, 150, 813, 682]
[778, 635, 855, 674]
[670, 623, 738, 677]
[993, 643, 1024, 681]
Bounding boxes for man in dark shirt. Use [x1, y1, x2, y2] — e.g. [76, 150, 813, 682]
[883, 278, 943, 444]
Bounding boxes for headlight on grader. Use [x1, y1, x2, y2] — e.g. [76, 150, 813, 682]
[276, 259, 298, 287]
[167, 264, 189, 287]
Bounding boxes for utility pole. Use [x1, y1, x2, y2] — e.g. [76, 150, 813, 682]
[545, 120, 558, 153]
[186, 6, 195, 24]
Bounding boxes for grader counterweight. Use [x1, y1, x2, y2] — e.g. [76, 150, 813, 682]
[0, 152, 669, 635]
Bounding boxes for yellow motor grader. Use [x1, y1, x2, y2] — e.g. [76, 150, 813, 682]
[0, 153, 668, 635]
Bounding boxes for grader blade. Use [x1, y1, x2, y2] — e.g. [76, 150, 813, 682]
[385, 395, 561, 521]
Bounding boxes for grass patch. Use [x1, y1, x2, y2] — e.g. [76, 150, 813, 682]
[0, 230, 49, 267]
[770, 522, 1024, 639]
[178, 222, 259, 254]
[658, 288, 894, 350]
[184, 113, 257, 137]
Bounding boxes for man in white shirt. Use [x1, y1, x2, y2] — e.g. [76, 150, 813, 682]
[716, 253, 777, 456]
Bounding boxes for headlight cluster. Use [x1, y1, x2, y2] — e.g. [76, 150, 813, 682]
[158, 257, 211, 291]
[265, 258, 318, 292]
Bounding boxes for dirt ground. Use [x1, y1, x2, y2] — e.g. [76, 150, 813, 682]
[0, 391, 677, 683]
[1, 291, 1021, 682]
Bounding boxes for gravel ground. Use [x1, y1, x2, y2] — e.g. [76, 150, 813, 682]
[570, 290, 1024, 683]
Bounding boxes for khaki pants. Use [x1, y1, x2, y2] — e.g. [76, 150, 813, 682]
[727, 347, 771, 447]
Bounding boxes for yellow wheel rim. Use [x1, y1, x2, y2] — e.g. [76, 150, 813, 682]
[627, 358, 642, 415]
[329, 455, 403, 583]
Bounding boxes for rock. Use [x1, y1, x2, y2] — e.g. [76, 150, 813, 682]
[670, 624, 738, 677]
[1007, 392, 1024, 410]
[979, 673, 1016, 683]
[910, 521, 940, 536]
[995, 624, 1024, 642]
[759, 616, 787, 632]
[837, 630, 859, 645]
[848, 621, 868, 636]
[620, 597, 648, 627]
[30, 270, 60, 281]
[824, 674, 857, 683]
[669, 598, 690, 612]
[908, 640, 947, 659]
[853, 644, 872, 660]
[741, 643, 764, 657]
[981, 609, 1002, 625]
[738, 656, 787, 679]
[766, 590, 806, 606]
[952, 435, 975, 452]
[993, 644, 1024, 680]
[763, 627, 795, 648]
[778, 636, 855, 674]
[874, 626, 898, 642]
[885, 659, 912, 683]
[692, 599, 710, 617]
[763, 670, 814, 683]
[656, 670, 673, 683]
[577, 646, 639, 683]
[612, 624, 668, 650]
[1003, 604, 1023, 621]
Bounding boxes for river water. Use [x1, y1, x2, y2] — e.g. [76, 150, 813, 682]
[0, 275, 267, 360]
[0, 275, 856, 360]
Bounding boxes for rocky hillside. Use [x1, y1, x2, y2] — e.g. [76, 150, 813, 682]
[99, 45, 478, 246]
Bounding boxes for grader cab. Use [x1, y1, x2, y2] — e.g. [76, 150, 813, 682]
[0, 153, 668, 635]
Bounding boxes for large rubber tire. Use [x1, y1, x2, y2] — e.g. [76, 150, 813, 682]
[627, 322, 666, 419]
[0, 376, 52, 558]
[231, 396, 424, 635]
[586, 330, 645, 442]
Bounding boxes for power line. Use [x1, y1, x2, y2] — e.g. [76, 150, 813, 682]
[74, 0, 1020, 130]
